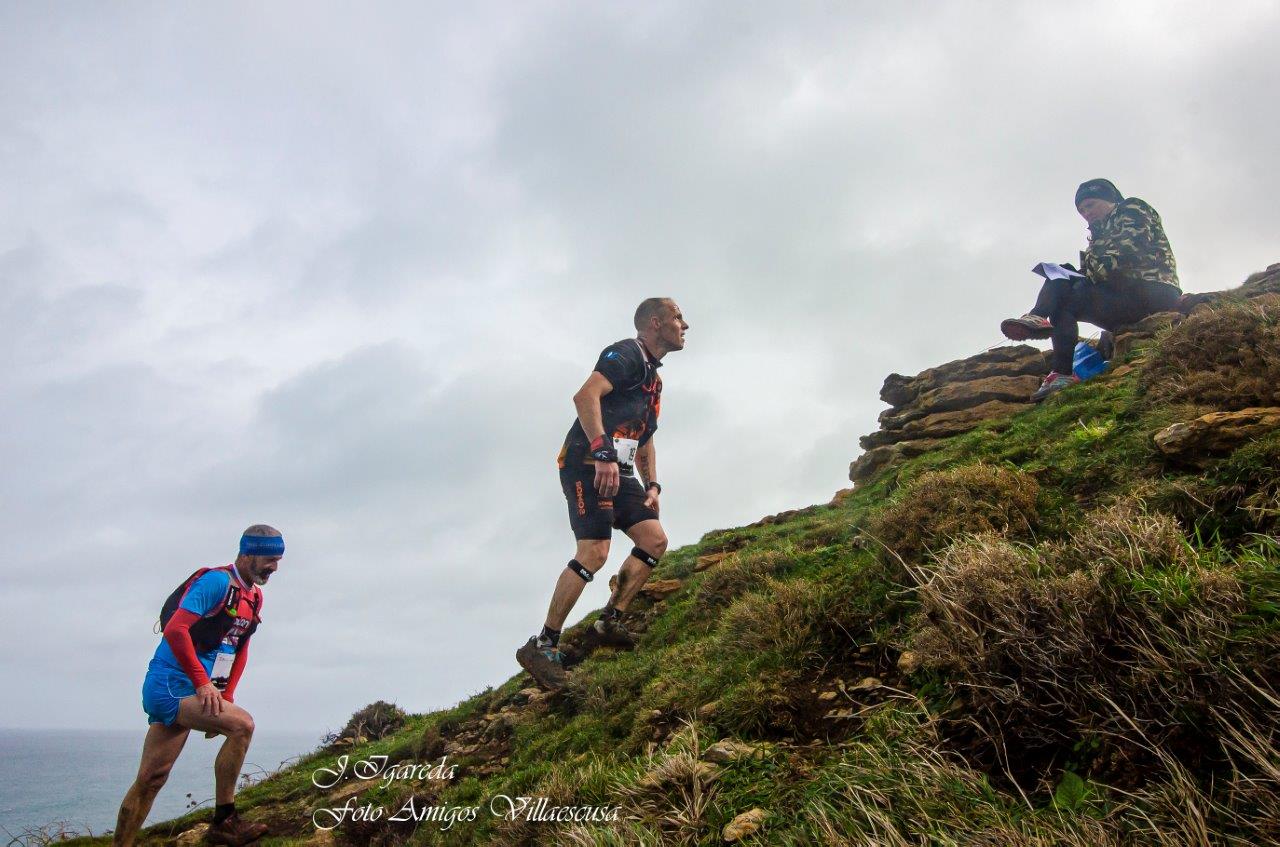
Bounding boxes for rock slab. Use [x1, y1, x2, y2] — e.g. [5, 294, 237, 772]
[850, 346, 1047, 483]
[175, 825, 210, 847]
[1154, 407, 1280, 464]
[723, 808, 768, 842]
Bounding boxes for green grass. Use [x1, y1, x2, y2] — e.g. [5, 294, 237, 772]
[62, 329, 1280, 846]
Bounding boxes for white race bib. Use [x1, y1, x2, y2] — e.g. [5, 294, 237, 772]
[614, 437, 639, 471]
[211, 650, 235, 689]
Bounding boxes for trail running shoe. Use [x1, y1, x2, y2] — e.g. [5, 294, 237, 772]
[1031, 371, 1080, 403]
[1001, 313, 1054, 341]
[205, 813, 268, 846]
[592, 617, 637, 649]
[516, 637, 567, 690]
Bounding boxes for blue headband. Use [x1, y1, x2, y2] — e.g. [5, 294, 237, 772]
[240, 534, 285, 557]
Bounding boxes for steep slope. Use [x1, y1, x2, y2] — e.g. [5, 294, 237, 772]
[72, 264, 1280, 847]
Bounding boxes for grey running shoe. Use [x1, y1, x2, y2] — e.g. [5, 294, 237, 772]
[516, 637, 567, 690]
[205, 813, 268, 846]
[592, 617, 637, 649]
[1001, 313, 1054, 341]
[1031, 371, 1080, 403]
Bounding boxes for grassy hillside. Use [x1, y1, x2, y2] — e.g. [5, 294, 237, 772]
[70, 279, 1280, 846]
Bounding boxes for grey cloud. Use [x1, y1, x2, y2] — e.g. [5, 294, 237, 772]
[2, 1, 1278, 733]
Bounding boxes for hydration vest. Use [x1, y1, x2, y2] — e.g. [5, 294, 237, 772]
[157, 566, 261, 652]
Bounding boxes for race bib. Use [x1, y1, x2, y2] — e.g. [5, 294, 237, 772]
[614, 437, 639, 470]
[211, 651, 235, 689]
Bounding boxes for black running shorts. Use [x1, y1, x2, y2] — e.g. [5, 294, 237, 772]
[560, 465, 659, 540]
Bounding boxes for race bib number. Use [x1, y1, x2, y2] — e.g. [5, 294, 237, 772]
[614, 437, 639, 470]
[211, 651, 235, 689]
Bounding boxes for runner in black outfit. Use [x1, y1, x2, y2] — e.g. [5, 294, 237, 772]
[516, 298, 688, 690]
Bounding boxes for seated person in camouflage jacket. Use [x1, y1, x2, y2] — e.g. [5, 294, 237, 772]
[1001, 178, 1182, 401]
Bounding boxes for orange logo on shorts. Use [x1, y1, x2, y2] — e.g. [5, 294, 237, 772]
[574, 481, 586, 516]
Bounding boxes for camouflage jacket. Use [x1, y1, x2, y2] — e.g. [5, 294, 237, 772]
[1081, 197, 1180, 290]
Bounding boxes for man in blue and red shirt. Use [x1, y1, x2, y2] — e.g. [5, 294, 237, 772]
[517, 298, 689, 690]
[113, 526, 282, 847]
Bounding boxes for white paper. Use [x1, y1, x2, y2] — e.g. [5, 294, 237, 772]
[1032, 261, 1086, 281]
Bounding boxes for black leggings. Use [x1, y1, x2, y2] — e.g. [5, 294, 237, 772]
[1030, 277, 1181, 373]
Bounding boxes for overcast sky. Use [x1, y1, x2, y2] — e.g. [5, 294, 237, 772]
[2, 1, 1277, 735]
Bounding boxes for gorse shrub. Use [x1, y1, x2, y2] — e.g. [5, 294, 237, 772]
[865, 464, 1041, 563]
[336, 700, 407, 743]
[1141, 295, 1280, 409]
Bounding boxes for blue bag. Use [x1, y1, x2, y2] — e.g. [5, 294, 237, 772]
[1073, 341, 1108, 381]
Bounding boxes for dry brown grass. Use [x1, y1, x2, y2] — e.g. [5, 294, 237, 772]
[1141, 296, 1280, 409]
[557, 722, 718, 847]
[1217, 433, 1280, 534]
[719, 578, 829, 664]
[903, 499, 1280, 842]
[865, 464, 1041, 563]
[1046, 498, 1191, 572]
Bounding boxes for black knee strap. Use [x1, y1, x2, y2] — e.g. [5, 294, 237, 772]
[568, 559, 593, 582]
[630, 546, 660, 568]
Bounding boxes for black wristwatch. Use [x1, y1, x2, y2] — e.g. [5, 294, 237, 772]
[646, 481, 662, 495]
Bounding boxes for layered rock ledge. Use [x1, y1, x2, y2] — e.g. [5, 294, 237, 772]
[849, 345, 1049, 482]
[848, 262, 1280, 485]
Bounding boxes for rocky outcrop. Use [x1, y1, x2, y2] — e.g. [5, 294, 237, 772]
[1239, 262, 1280, 298]
[863, 400, 1033, 448]
[877, 345, 1050, 410]
[1154, 408, 1280, 465]
[849, 437, 946, 483]
[849, 346, 1049, 483]
[848, 264, 1280, 485]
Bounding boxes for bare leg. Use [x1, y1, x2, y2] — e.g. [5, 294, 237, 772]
[544, 538, 610, 631]
[114, 723, 190, 846]
[610, 520, 669, 613]
[174, 697, 256, 806]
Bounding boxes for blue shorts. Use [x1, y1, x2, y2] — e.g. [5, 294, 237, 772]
[142, 669, 196, 726]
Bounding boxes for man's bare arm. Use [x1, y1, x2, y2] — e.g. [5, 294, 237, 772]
[637, 439, 656, 487]
[572, 371, 613, 441]
[574, 372, 620, 496]
[638, 439, 659, 512]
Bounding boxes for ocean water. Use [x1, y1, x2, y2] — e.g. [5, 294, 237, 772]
[0, 728, 320, 840]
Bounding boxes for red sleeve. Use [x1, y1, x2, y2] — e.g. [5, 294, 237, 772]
[163, 609, 212, 688]
[222, 642, 249, 702]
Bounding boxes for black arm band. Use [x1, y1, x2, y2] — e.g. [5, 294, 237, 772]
[588, 435, 618, 464]
[645, 481, 661, 495]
